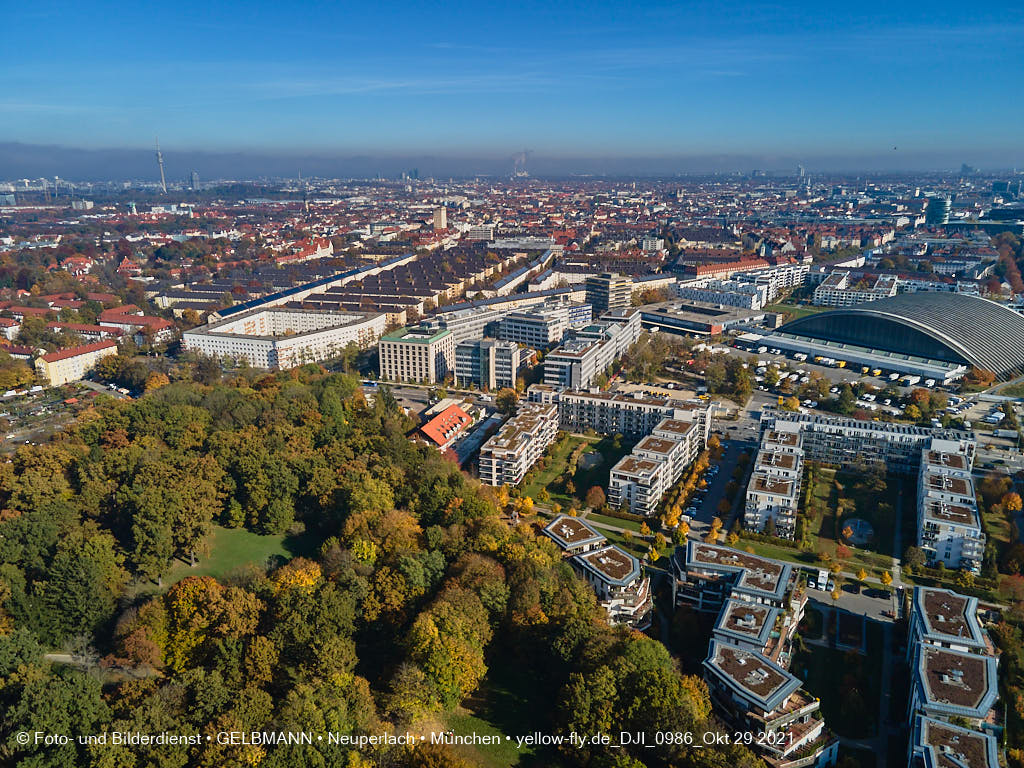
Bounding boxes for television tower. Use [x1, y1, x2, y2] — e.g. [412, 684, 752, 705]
[155, 137, 167, 194]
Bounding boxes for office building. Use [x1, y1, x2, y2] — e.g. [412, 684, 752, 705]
[497, 301, 592, 348]
[455, 339, 521, 390]
[432, 206, 447, 231]
[926, 196, 952, 226]
[478, 402, 559, 486]
[378, 325, 456, 383]
[428, 306, 505, 343]
[543, 309, 641, 389]
[585, 272, 632, 312]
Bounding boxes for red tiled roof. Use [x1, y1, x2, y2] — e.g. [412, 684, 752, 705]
[40, 340, 117, 363]
[419, 404, 472, 448]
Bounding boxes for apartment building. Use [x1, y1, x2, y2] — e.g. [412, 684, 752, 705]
[464, 223, 496, 241]
[542, 515, 653, 629]
[378, 325, 456, 384]
[558, 389, 713, 440]
[478, 401, 559, 486]
[812, 271, 899, 307]
[454, 339, 521, 390]
[732, 261, 809, 302]
[744, 425, 805, 537]
[608, 417, 705, 516]
[758, 409, 975, 474]
[35, 340, 118, 386]
[183, 308, 386, 369]
[585, 272, 632, 312]
[673, 278, 770, 310]
[906, 587, 1000, 766]
[672, 542, 838, 768]
[917, 447, 984, 573]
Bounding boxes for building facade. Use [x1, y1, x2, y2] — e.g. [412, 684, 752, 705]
[454, 339, 521, 390]
[917, 446, 984, 572]
[585, 272, 632, 312]
[478, 401, 559, 486]
[378, 325, 457, 383]
[672, 542, 839, 767]
[183, 308, 386, 369]
[35, 340, 118, 386]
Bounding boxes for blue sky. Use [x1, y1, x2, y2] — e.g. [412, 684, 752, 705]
[2, 0, 1023, 162]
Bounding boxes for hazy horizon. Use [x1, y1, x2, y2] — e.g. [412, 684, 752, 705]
[2, 140, 1022, 182]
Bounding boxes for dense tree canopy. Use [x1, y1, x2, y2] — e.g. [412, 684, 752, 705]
[0, 366, 759, 767]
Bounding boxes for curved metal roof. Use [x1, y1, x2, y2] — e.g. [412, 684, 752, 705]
[781, 293, 1024, 375]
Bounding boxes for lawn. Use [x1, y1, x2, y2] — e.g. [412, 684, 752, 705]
[521, 433, 633, 510]
[586, 511, 645, 532]
[131, 525, 318, 597]
[439, 653, 552, 767]
[594, 524, 651, 560]
[800, 465, 910, 573]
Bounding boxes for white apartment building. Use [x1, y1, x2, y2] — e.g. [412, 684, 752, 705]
[672, 543, 838, 768]
[758, 409, 975, 474]
[378, 325, 457, 384]
[733, 261, 809, 302]
[478, 401, 559, 486]
[608, 417, 704, 516]
[183, 308, 386, 369]
[558, 389, 713, 440]
[673, 278, 770, 310]
[812, 271, 899, 306]
[542, 515, 653, 628]
[917, 446, 984, 572]
[743, 425, 805, 537]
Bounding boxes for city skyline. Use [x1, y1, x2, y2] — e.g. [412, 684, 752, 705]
[3, 0, 1023, 172]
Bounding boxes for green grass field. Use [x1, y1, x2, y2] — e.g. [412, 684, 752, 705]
[521, 434, 596, 507]
[131, 525, 318, 597]
[521, 433, 633, 510]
